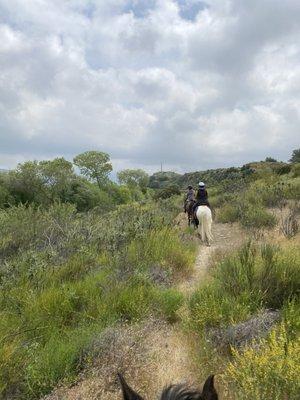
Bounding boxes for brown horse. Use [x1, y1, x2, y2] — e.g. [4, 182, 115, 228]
[118, 373, 218, 400]
[185, 200, 196, 227]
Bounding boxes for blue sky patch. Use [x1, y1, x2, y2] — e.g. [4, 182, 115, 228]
[177, 0, 209, 21]
[122, 0, 157, 19]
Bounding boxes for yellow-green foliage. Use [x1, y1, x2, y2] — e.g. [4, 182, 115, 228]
[189, 283, 252, 329]
[226, 323, 300, 400]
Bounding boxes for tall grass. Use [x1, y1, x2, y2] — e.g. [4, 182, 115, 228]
[0, 202, 195, 398]
[188, 241, 300, 400]
[189, 242, 300, 331]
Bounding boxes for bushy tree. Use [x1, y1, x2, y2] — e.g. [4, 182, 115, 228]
[153, 184, 181, 200]
[289, 148, 300, 163]
[117, 169, 149, 190]
[73, 151, 112, 188]
[265, 157, 277, 162]
[39, 158, 74, 201]
[6, 158, 75, 204]
[0, 185, 13, 208]
[7, 161, 45, 203]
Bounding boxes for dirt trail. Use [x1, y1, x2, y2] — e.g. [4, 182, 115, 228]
[45, 217, 245, 400]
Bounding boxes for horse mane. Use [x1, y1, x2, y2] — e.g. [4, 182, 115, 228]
[160, 384, 202, 400]
[118, 373, 218, 400]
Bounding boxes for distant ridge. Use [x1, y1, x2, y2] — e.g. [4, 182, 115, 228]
[148, 161, 290, 189]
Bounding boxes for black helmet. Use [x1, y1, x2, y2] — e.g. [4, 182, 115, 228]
[188, 185, 193, 190]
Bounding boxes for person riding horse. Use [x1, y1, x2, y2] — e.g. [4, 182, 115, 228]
[193, 181, 211, 214]
[184, 185, 195, 213]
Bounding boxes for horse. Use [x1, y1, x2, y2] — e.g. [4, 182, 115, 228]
[185, 200, 196, 226]
[118, 373, 218, 400]
[195, 206, 213, 246]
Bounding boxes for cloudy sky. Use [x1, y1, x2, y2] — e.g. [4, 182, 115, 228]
[0, 0, 299, 173]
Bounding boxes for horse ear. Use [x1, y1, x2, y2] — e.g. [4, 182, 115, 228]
[118, 373, 144, 400]
[201, 375, 218, 400]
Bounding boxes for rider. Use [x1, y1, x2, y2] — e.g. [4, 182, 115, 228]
[184, 185, 195, 213]
[193, 181, 210, 213]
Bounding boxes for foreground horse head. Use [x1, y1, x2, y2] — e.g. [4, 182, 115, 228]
[118, 373, 218, 400]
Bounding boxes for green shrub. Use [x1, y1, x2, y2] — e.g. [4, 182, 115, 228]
[189, 284, 251, 329]
[0, 185, 14, 208]
[126, 228, 195, 274]
[240, 204, 276, 229]
[258, 244, 300, 308]
[292, 163, 300, 177]
[217, 243, 299, 309]
[214, 241, 256, 297]
[25, 326, 98, 398]
[275, 164, 292, 175]
[0, 337, 26, 398]
[189, 243, 300, 330]
[153, 185, 181, 200]
[217, 203, 240, 223]
[155, 289, 184, 322]
[107, 278, 155, 322]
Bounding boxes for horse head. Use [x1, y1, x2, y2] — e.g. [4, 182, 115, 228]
[118, 373, 218, 400]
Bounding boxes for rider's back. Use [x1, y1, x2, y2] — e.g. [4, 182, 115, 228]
[186, 188, 195, 201]
[196, 187, 208, 204]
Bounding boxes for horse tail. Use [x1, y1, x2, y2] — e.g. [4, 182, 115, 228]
[204, 209, 213, 244]
[197, 206, 213, 244]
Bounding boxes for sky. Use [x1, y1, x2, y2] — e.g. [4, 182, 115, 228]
[0, 0, 299, 173]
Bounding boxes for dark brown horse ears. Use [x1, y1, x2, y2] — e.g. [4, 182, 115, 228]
[118, 373, 144, 400]
[202, 375, 218, 400]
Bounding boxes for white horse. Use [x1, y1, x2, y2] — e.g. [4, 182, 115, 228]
[196, 206, 213, 246]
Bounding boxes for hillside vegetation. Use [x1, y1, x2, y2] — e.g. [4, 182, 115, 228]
[0, 151, 299, 399]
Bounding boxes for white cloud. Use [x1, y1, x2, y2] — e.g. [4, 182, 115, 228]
[0, 0, 299, 171]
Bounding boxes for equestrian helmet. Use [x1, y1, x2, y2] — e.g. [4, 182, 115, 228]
[199, 181, 205, 187]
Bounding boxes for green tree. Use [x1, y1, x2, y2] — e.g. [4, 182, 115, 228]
[39, 158, 75, 201]
[153, 184, 181, 200]
[0, 184, 13, 208]
[8, 161, 44, 203]
[7, 158, 75, 204]
[117, 169, 149, 189]
[73, 151, 112, 188]
[265, 157, 277, 162]
[289, 148, 300, 163]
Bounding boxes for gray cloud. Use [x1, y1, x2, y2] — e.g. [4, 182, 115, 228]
[0, 0, 299, 172]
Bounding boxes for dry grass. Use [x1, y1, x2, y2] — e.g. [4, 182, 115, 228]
[44, 319, 201, 400]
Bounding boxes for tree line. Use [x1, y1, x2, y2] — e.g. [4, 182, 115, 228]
[0, 151, 150, 211]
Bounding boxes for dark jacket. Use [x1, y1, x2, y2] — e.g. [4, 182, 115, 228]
[196, 188, 208, 204]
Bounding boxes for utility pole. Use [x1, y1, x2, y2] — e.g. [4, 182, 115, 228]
[160, 162, 163, 172]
